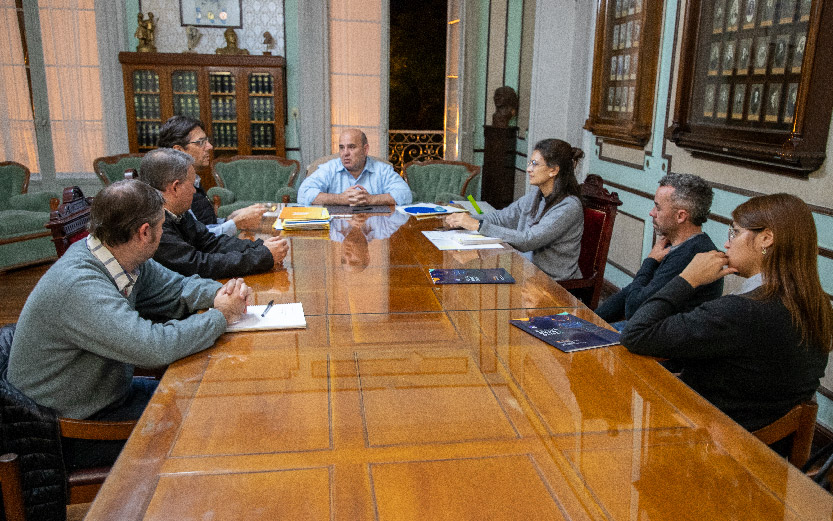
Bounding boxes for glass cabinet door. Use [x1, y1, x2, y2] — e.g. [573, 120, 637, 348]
[132, 69, 160, 149]
[249, 72, 276, 153]
[172, 70, 200, 119]
[209, 71, 238, 152]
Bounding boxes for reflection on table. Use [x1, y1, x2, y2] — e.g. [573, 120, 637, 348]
[86, 212, 833, 521]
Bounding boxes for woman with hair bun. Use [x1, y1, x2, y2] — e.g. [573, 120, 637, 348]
[446, 138, 584, 280]
[622, 193, 832, 431]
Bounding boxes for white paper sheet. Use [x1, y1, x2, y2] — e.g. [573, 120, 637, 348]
[226, 303, 306, 332]
[421, 230, 504, 251]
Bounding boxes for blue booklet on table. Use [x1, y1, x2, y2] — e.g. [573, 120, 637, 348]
[429, 268, 515, 284]
[510, 313, 620, 352]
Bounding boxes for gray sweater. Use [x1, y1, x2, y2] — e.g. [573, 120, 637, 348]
[477, 191, 583, 280]
[8, 240, 226, 419]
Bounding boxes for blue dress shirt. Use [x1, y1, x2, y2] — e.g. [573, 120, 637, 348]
[297, 157, 412, 206]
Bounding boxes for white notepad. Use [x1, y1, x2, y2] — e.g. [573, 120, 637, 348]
[226, 303, 306, 332]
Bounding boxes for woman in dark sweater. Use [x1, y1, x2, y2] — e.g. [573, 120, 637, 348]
[621, 193, 832, 431]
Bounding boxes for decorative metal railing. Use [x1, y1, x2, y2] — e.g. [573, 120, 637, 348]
[388, 130, 444, 173]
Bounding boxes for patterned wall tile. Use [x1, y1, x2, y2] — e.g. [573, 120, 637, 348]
[138, 1, 285, 56]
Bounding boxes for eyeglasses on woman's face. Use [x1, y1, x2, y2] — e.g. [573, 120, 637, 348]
[527, 159, 541, 168]
[727, 226, 764, 242]
[188, 136, 211, 148]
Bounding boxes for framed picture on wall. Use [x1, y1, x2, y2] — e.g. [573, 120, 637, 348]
[584, 0, 664, 147]
[668, 0, 833, 176]
[178, 0, 242, 28]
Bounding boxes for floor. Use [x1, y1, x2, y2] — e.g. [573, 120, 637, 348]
[0, 262, 49, 325]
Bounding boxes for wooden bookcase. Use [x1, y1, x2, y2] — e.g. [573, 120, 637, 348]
[119, 52, 286, 162]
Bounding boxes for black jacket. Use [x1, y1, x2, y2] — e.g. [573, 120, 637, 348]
[191, 186, 217, 226]
[622, 277, 828, 431]
[154, 211, 274, 279]
[596, 233, 723, 322]
[1, 324, 68, 521]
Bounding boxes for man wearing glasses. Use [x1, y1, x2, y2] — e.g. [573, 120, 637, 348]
[158, 116, 266, 237]
[596, 173, 723, 329]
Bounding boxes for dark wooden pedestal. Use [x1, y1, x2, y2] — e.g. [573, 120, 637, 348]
[481, 126, 518, 209]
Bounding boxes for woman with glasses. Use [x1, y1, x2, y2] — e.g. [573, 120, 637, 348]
[622, 194, 832, 431]
[445, 138, 584, 280]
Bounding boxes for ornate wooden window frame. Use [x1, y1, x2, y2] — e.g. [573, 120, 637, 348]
[584, 0, 664, 147]
[667, 0, 833, 176]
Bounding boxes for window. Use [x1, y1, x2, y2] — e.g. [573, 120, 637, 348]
[0, 0, 39, 172]
[0, 0, 122, 184]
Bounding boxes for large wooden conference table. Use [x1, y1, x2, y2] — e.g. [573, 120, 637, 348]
[86, 211, 833, 520]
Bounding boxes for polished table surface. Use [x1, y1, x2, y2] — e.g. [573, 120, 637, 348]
[86, 212, 833, 520]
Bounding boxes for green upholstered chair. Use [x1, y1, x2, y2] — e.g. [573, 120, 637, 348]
[0, 162, 60, 273]
[208, 155, 300, 218]
[403, 160, 481, 204]
[93, 153, 144, 185]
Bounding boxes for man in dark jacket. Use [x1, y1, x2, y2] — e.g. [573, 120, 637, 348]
[595, 173, 723, 328]
[139, 148, 288, 279]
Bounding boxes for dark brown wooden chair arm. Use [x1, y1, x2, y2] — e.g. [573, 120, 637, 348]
[753, 399, 817, 467]
[0, 453, 26, 521]
[557, 277, 596, 291]
[58, 418, 137, 441]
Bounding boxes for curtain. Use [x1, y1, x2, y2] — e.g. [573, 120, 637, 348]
[0, 0, 40, 172]
[40, 0, 105, 179]
[0, 0, 126, 182]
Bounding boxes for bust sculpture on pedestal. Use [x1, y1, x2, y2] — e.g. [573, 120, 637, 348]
[216, 28, 249, 55]
[491, 86, 519, 127]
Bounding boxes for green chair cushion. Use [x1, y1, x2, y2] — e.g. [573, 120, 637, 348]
[465, 174, 481, 199]
[0, 163, 28, 208]
[406, 164, 473, 204]
[96, 157, 142, 184]
[207, 186, 236, 207]
[8, 192, 56, 212]
[0, 210, 50, 238]
[215, 160, 296, 202]
[0, 234, 55, 271]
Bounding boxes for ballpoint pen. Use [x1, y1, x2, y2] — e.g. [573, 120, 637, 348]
[261, 300, 275, 317]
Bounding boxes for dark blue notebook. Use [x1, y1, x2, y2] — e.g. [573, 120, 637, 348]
[429, 268, 515, 284]
[510, 313, 620, 352]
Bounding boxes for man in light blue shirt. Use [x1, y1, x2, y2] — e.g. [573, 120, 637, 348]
[298, 128, 412, 206]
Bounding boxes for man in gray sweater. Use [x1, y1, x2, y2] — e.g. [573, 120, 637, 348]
[8, 179, 250, 468]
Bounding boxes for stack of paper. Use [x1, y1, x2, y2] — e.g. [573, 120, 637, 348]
[396, 204, 468, 219]
[275, 207, 331, 230]
[452, 231, 502, 245]
[421, 230, 504, 251]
